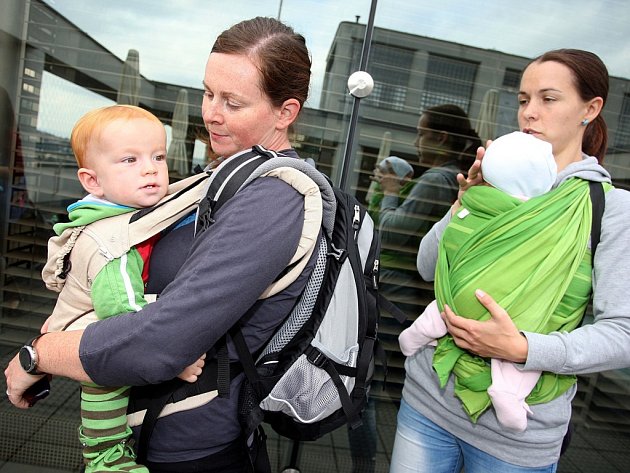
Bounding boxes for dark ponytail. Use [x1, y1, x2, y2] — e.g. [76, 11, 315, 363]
[584, 115, 608, 162]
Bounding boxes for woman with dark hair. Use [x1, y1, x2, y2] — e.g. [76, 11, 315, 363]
[390, 49, 630, 472]
[6, 16, 315, 473]
[414, 103, 483, 172]
[373, 104, 481, 318]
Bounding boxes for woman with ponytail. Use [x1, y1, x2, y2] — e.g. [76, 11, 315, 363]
[373, 104, 481, 320]
[391, 49, 630, 472]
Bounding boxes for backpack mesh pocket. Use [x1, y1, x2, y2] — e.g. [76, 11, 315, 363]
[260, 346, 358, 423]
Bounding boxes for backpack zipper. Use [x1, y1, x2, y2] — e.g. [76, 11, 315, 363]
[372, 259, 379, 290]
[353, 204, 361, 241]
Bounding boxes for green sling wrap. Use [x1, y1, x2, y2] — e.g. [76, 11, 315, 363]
[432, 178, 593, 421]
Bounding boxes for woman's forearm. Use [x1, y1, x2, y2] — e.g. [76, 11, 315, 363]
[5, 330, 91, 409]
[36, 330, 92, 382]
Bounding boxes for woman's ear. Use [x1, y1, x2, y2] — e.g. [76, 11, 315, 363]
[436, 130, 449, 146]
[584, 96, 604, 122]
[77, 168, 104, 197]
[276, 98, 301, 131]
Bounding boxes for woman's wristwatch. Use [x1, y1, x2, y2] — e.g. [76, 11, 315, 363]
[18, 334, 45, 375]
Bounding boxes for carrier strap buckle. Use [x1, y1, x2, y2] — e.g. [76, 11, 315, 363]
[306, 346, 328, 368]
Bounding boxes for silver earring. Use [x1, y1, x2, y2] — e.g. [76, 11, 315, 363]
[581, 118, 589, 126]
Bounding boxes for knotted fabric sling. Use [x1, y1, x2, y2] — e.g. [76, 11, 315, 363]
[432, 178, 593, 421]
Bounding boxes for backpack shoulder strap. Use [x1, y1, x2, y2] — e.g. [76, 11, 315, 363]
[196, 147, 273, 235]
[195, 145, 334, 298]
[588, 181, 605, 259]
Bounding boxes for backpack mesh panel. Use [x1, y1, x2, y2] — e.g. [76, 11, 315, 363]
[262, 347, 358, 423]
[259, 236, 328, 358]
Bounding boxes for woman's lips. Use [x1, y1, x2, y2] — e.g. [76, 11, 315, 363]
[210, 131, 227, 141]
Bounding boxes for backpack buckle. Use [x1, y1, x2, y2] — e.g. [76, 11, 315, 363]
[306, 347, 328, 368]
[328, 243, 347, 263]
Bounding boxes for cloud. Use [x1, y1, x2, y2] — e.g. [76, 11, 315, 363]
[41, 0, 630, 112]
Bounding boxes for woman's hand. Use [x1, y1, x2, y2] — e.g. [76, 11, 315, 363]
[441, 289, 528, 363]
[4, 355, 44, 409]
[455, 143, 489, 204]
[371, 163, 402, 197]
[177, 354, 206, 383]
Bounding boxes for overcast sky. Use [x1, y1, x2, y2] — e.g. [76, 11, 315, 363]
[39, 0, 630, 138]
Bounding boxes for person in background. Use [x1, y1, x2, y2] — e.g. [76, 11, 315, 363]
[374, 104, 482, 319]
[6, 17, 315, 473]
[367, 156, 414, 225]
[390, 49, 630, 473]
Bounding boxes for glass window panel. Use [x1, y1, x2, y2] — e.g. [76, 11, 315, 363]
[2, 1, 630, 471]
[614, 93, 630, 151]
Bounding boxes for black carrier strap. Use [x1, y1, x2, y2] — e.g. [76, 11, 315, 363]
[131, 357, 242, 464]
[572, 181, 605, 330]
[196, 146, 276, 235]
[378, 293, 407, 324]
[588, 181, 604, 259]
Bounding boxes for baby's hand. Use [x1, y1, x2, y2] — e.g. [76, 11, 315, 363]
[41, 315, 52, 334]
[177, 354, 206, 383]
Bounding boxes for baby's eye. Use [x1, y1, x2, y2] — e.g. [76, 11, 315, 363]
[154, 154, 166, 162]
[122, 156, 136, 163]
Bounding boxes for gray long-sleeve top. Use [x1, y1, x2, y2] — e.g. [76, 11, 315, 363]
[411, 156, 630, 467]
[379, 162, 458, 278]
[79, 175, 312, 462]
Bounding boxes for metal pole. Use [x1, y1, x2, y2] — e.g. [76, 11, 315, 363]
[338, 0, 378, 191]
[277, 0, 284, 19]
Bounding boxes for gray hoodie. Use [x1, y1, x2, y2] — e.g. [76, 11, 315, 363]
[411, 155, 630, 467]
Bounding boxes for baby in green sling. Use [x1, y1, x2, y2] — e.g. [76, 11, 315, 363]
[399, 131, 558, 432]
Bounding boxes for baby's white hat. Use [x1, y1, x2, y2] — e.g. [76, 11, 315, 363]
[381, 156, 414, 178]
[481, 131, 557, 199]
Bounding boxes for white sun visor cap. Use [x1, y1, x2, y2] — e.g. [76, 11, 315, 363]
[380, 156, 414, 178]
[481, 131, 557, 199]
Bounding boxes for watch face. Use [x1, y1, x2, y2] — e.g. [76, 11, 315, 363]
[19, 345, 35, 372]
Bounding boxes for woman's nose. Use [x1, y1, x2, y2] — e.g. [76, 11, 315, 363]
[202, 98, 221, 124]
[522, 102, 537, 121]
